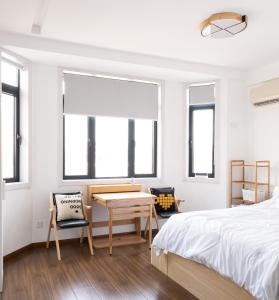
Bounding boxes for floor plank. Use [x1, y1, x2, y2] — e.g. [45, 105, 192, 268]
[2, 242, 197, 300]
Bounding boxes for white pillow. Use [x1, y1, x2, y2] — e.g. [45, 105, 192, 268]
[54, 193, 84, 221]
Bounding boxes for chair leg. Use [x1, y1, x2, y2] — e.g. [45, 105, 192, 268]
[80, 228, 84, 244]
[53, 224, 61, 261]
[152, 204, 160, 232]
[149, 204, 152, 248]
[46, 217, 52, 248]
[86, 226, 94, 256]
[144, 205, 159, 238]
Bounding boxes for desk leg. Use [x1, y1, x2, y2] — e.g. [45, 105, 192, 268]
[144, 217, 149, 238]
[149, 204, 152, 248]
[144, 204, 159, 239]
[135, 217, 141, 239]
[108, 208, 113, 255]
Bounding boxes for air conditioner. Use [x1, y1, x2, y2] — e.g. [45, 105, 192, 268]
[250, 78, 279, 106]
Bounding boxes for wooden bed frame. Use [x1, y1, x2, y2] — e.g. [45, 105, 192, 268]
[151, 246, 255, 300]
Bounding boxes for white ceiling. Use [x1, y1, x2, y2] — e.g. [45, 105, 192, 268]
[7, 46, 218, 82]
[0, 0, 278, 69]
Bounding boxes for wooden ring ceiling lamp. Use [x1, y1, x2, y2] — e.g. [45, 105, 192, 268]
[200, 12, 247, 38]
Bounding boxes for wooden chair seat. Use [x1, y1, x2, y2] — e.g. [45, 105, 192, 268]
[156, 211, 181, 219]
[57, 219, 89, 229]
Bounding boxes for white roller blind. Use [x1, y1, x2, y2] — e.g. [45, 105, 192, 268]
[64, 73, 159, 120]
[189, 84, 215, 105]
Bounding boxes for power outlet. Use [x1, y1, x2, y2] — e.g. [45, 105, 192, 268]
[36, 221, 44, 229]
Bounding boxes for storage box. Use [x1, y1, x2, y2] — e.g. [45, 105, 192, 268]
[242, 189, 266, 203]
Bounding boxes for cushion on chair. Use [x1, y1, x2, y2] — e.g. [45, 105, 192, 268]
[53, 192, 85, 222]
[157, 211, 178, 219]
[150, 187, 176, 217]
[57, 219, 89, 229]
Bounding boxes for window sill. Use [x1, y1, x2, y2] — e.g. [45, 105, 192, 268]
[5, 182, 31, 191]
[183, 177, 219, 184]
[59, 177, 161, 187]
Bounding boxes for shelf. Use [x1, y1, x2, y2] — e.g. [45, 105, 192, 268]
[232, 164, 255, 167]
[230, 160, 270, 207]
[232, 164, 269, 168]
[231, 161, 270, 168]
[232, 180, 269, 186]
[231, 197, 255, 205]
[93, 233, 146, 249]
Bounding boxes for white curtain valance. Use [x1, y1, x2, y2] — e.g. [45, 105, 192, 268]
[189, 84, 215, 105]
[63, 73, 159, 120]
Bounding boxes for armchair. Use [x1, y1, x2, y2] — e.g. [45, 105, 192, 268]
[46, 191, 93, 260]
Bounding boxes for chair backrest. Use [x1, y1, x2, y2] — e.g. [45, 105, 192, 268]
[150, 187, 176, 213]
[51, 192, 85, 222]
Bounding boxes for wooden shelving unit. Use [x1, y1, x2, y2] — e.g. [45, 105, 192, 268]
[230, 160, 270, 207]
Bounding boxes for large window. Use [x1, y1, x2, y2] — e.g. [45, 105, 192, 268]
[1, 61, 20, 182]
[95, 116, 129, 178]
[63, 115, 157, 179]
[134, 119, 156, 175]
[188, 104, 215, 178]
[64, 114, 88, 177]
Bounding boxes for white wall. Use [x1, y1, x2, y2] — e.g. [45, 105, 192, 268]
[227, 80, 254, 161]
[3, 189, 32, 255]
[161, 79, 252, 211]
[248, 62, 279, 187]
[252, 104, 279, 185]
[161, 81, 227, 211]
[2, 63, 250, 253]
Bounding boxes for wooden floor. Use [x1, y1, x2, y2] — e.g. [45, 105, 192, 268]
[1, 241, 197, 300]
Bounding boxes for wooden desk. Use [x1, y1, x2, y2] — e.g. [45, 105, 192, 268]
[92, 191, 156, 255]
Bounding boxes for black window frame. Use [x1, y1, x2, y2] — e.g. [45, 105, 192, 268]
[1, 69, 20, 183]
[63, 116, 157, 180]
[188, 103, 215, 178]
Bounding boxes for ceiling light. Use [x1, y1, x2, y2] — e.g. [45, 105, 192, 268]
[200, 12, 247, 38]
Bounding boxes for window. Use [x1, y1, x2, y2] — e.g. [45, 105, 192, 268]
[95, 116, 128, 178]
[64, 114, 88, 177]
[189, 104, 215, 178]
[134, 119, 156, 175]
[1, 61, 20, 182]
[63, 115, 157, 179]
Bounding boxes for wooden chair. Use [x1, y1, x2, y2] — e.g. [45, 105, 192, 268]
[46, 192, 94, 260]
[144, 188, 185, 237]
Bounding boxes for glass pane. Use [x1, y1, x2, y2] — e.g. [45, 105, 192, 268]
[1, 93, 15, 179]
[193, 108, 214, 174]
[95, 116, 128, 177]
[135, 119, 154, 174]
[64, 114, 88, 176]
[1, 61, 18, 87]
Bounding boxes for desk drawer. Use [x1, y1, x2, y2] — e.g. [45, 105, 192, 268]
[112, 205, 151, 221]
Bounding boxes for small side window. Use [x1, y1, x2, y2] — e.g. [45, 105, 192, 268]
[1, 61, 20, 182]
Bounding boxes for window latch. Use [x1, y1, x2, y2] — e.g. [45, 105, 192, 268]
[16, 134, 22, 146]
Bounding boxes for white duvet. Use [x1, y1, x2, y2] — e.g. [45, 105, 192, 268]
[152, 196, 279, 300]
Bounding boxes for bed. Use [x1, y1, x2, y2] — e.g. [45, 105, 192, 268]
[152, 196, 279, 300]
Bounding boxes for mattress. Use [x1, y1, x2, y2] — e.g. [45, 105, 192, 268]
[152, 196, 279, 300]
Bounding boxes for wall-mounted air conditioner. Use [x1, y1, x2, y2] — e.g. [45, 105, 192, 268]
[250, 78, 279, 106]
